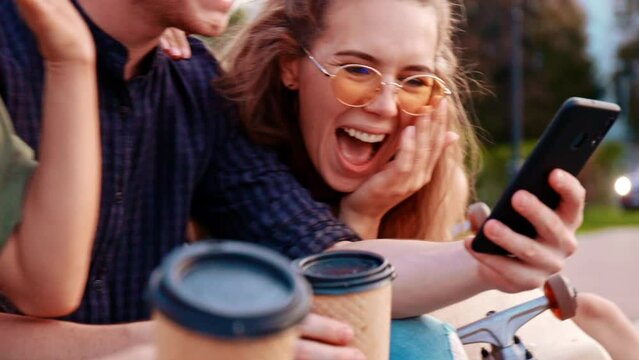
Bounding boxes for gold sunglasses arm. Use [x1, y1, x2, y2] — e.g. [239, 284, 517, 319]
[302, 48, 335, 78]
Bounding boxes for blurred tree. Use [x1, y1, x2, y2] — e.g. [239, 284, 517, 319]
[457, 0, 602, 142]
[615, 0, 639, 140]
[200, 7, 248, 54]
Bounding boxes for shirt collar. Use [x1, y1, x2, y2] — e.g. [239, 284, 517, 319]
[71, 0, 163, 81]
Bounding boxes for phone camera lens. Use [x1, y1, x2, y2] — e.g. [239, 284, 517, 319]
[571, 133, 587, 150]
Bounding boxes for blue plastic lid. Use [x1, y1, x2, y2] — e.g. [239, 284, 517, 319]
[295, 250, 395, 295]
[148, 240, 311, 338]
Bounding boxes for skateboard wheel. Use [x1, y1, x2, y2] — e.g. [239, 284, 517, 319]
[544, 274, 577, 320]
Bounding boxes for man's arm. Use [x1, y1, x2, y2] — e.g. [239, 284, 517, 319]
[0, 0, 100, 317]
[0, 314, 152, 360]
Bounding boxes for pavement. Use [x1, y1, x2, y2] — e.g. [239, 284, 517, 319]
[563, 226, 639, 324]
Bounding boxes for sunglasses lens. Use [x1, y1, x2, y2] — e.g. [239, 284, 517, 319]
[332, 65, 382, 107]
[398, 75, 448, 115]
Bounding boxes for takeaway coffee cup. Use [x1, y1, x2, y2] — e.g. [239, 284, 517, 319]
[295, 250, 396, 360]
[148, 240, 311, 360]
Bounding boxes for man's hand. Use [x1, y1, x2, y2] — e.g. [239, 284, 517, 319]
[296, 314, 365, 360]
[16, 0, 95, 63]
[466, 169, 583, 292]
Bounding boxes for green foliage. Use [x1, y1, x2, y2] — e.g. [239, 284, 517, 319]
[616, 33, 639, 140]
[476, 140, 626, 207]
[580, 204, 639, 232]
[200, 8, 248, 54]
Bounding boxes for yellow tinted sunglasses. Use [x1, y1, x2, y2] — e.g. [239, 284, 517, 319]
[304, 48, 451, 116]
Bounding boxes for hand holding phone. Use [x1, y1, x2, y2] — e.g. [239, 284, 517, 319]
[471, 97, 620, 255]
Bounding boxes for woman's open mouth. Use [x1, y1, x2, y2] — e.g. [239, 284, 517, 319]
[336, 127, 387, 168]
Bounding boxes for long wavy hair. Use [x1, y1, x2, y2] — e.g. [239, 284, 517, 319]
[216, 0, 481, 241]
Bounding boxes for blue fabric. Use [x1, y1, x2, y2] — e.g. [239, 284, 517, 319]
[391, 315, 457, 360]
[0, 1, 359, 324]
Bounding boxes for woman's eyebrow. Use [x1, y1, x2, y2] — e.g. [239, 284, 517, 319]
[333, 50, 377, 62]
[333, 50, 434, 73]
[403, 64, 435, 73]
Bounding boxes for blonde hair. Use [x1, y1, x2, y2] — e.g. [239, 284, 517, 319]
[217, 0, 481, 241]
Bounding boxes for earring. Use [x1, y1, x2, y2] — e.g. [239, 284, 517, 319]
[286, 83, 298, 90]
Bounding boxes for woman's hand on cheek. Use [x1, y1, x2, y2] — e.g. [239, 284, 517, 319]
[464, 169, 583, 292]
[339, 99, 458, 238]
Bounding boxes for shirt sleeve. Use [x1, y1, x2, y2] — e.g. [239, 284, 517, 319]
[192, 117, 361, 259]
[0, 96, 37, 249]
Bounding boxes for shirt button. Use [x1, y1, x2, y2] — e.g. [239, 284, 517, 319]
[119, 105, 131, 118]
[114, 190, 123, 203]
[93, 279, 104, 291]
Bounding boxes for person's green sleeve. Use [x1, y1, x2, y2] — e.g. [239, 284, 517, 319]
[0, 97, 37, 249]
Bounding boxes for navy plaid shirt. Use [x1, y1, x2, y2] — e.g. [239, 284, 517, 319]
[0, 1, 359, 323]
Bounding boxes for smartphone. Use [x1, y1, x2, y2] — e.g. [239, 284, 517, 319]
[471, 97, 620, 255]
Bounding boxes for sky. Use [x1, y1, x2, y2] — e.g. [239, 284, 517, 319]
[577, 0, 620, 95]
[576, 0, 634, 141]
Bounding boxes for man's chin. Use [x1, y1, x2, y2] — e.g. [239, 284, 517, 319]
[205, 26, 226, 37]
[200, 19, 230, 37]
[182, 20, 228, 38]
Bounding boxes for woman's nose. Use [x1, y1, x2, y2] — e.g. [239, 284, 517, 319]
[364, 83, 399, 118]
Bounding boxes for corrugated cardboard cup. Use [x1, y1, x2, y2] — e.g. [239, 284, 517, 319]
[295, 250, 396, 360]
[148, 240, 311, 360]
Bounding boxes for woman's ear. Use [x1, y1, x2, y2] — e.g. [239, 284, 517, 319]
[279, 56, 300, 90]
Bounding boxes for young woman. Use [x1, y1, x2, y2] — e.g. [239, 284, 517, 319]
[210, 0, 581, 358]
[0, 0, 100, 317]
[218, 0, 478, 241]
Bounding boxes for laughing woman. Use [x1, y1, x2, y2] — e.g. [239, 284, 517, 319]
[213, 0, 575, 358]
[218, 0, 479, 242]
[217, 4, 475, 357]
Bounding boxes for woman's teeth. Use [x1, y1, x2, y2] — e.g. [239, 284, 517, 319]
[343, 128, 386, 143]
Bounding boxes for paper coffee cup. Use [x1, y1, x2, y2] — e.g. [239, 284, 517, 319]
[295, 250, 396, 360]
[148, 240, 311, 360]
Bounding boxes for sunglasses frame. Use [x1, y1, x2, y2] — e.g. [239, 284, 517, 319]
[302, 48, 452, 115]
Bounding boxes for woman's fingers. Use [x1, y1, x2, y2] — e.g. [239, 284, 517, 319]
[296, 314, 363, 360]
[299, 314, 354, 345]
[465, 238, 552, 292]
[550, 169, 586, 229]
[467, 169, 585, 293]
[511, 190, 577, 256]
[412, 99, 448, 185]
[508, 172, 583, 256]
[294, 339, 365, 360]
[393, 125, 417, 177]
[174, 29, 191, 59]
[160, 28, 191, 60]
[482, 219, 565, 273]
